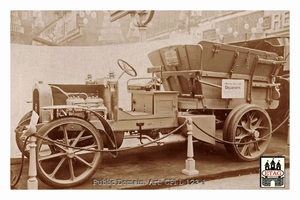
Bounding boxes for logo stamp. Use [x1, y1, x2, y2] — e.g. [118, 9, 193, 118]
[260, 156, 285, 188]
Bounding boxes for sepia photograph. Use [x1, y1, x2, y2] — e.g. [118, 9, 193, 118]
[5, 0, 297, 197]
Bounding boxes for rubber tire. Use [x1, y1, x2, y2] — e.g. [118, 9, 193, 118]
[224, 104, 272, 162]
[15, 111, 32, 158]
[223, 104, 253, 155]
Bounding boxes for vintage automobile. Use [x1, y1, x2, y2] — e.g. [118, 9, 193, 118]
[14, 39, 287, 188]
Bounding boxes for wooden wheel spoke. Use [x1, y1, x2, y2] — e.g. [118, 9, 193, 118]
[69, 135, 93, 145]
[252, 117, 263, 129]
[248, 111, 256, 122]
[38, 152, 66, 161]
[256, 126, 269, 130]
[71, 129, 85, 147]
[239, 144, 251, 156]
[253, 140, 261, 151]
[68, 158, 75, 180]
[235, 132, 250, 140]
[74, 155, 94, 168]
[50, 142, 67, 151]
[63, 125, 70, 146]
[239, 121, 251, 132]
[77, 135, 93, 142]
[49, 157, 67, 178]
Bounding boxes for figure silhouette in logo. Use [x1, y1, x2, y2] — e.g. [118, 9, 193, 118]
[265, 160, 270, 170]
[270, 158, 276, 170]
[276, 160, 281, 170]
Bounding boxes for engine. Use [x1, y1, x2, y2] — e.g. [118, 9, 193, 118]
[32, 81, 109, 123]
[66, 95, 108, 121]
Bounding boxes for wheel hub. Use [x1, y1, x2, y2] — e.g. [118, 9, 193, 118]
[66, 148, 75, 159]
[252, 130, 260, 138]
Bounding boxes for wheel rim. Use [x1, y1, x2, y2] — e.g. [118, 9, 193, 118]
[225, 105, 272, 161]
[36, 117, 102, 188]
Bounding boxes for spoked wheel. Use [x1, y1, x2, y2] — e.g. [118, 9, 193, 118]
[223, 104, 272, 161]
[36, 116, 103, 188]
[15, 111, 32, 158]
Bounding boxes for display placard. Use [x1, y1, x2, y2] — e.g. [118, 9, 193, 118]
[222, 79, 244, 98]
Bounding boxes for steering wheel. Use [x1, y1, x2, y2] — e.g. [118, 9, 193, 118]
[117, 59, 137, 77]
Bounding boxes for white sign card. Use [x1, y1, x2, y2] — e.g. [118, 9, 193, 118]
[222, 79, 244, 99]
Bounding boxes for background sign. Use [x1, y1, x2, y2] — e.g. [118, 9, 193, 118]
[38, 11, 83, 45]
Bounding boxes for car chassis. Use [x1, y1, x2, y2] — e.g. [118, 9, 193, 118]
[14, 40, 286, 188]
